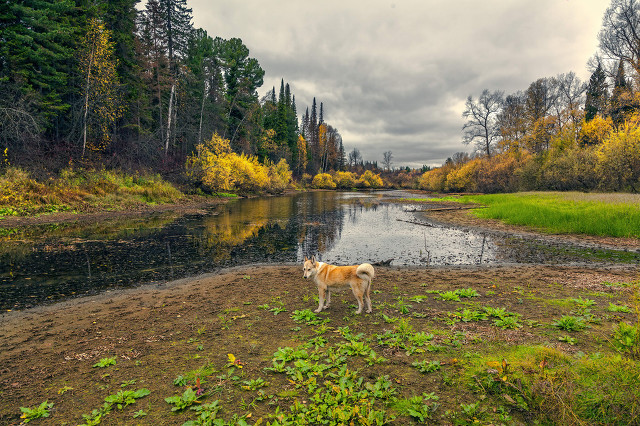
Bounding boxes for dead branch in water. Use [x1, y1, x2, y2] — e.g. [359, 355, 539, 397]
[405, 205, 487, 212]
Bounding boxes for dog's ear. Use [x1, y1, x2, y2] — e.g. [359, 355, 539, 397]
[304, 256, 308, 262]
[311, 255, 316, 263]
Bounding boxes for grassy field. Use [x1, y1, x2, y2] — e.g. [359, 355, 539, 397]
[442, 192, 640, 239]
[2, 266, 640, 425]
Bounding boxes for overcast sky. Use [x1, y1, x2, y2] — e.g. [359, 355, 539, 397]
[189, 0, 609, 169]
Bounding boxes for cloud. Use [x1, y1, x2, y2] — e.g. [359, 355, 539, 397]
[189, 0, 609, 168]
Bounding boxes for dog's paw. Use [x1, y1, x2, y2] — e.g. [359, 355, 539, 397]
[314, 308, 321, 313]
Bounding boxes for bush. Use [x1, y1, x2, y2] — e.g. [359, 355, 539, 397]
[357, 170, 384, 188]
[186, 133, 291, 194]
[595, 118, 640, 192]
[418, 167, 449, 192]
[445, 159, 480, 192]
[311, 173, 336, 189]
[333, 171, 357, 189]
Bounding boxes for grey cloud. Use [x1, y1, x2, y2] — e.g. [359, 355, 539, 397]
[190, 0, 609, 167]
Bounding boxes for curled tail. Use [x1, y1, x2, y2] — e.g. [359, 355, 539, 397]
[356, 263, 375, 282]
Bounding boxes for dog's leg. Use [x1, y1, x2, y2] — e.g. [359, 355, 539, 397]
[325, 290, 331, 308]
[365, 281, 372, 313]
[315, 286, 326, 313]
[351, 285, 364, 314]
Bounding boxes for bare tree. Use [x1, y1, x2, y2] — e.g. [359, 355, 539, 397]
[382, 150, 393, 170]
[348, 147, 362, 168]
[552, 72, 587, 129]
[462, 89, 504, 158]
[599, 0, 640, 75]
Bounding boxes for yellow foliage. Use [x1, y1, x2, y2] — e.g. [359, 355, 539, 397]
[333, 171, 357, 189]
[595, 117, 640, 191]
[418, 168, 448, 192]
[266, 158, 293, 193]
[578, 116, 614, 147]
[312, 173, 336, 189]
[357, 170, 384, 188]
[445, 159, 481, 192]
[186, 133, 292, 194]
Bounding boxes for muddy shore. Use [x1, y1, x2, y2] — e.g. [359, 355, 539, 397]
[1, 204, 639, 424]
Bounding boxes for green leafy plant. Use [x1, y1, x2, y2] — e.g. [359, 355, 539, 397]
[291, 309, 325, 325]
[392, 393, 439, 422]
[241, 378, 269, 391]
[612, 321, 640, 358]
[558, 335, 578, 345]
[493, 316, 522, 329]
[105, 389, 151, 410]
[165, 387, 201, 412]
[412, 360, 441, 373]
[456, 288, 480, 298]
[552, 315, 587, 332]
[20, 401, 53, 423]
[608, 302, 631, 313]
[437, 290, 461, 301]
[93, 357, 116, 368]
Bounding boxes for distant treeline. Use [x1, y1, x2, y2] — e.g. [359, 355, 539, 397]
[0, 0, 353, 176]
[426, 0, 640, 193]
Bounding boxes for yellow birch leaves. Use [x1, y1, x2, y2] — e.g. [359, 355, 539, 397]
[79, 19, 123, 153]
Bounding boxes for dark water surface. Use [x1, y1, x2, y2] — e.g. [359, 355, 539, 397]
[1, 191, 636, 310]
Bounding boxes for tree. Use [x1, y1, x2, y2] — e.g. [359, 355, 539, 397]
[382, 151, 393, 170]
[79, 18, 124, 156]
[523, 78, 556, 153]
[462, 89, 504, 158]
[218, 38, 265, 148]
[0, 0, 74, 133]
[159, 0, 193, 155]
[609, 59, 636, 125]
[552, 72, 586, 130]
[348, 148, 362, 168]
[497, 92, 527, 152]
[585, 62, 608, 121]
[598, 0, 640, 75]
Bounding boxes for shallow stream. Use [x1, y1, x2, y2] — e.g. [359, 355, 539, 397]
[1, 191, 636, 310]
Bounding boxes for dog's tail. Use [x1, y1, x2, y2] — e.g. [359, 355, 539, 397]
[356, 263, 375, 283]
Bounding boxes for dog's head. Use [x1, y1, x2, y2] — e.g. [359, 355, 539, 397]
[303, 256, 318, 279]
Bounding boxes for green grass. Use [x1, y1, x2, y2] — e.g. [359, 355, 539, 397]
[454, 192, 640, 238]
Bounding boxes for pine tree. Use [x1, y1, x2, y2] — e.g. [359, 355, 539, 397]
[0, 0, 75, 127]
[609, 59, 634, 126]
[585, 63, 608, 122]
[102, 0, 140, 142]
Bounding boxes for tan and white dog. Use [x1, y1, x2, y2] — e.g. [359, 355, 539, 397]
[303, 256, 375, 314]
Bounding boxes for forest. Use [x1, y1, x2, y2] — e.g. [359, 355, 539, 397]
[1, 0, 640, 195]
[0, 0, 351, 185]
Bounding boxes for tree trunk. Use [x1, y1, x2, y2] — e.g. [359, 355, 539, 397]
[165, 82, 175, 154]
[82, 46, 95, 158]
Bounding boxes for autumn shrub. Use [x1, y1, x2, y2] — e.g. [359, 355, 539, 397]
[539, 146, 599, 191]
[474, 153, 522, 193]
[186, 133, 290, 194]
[445, 159, 480, 192]
[418, 167, 448, 191]
[266, 158, 293, 193]
[332, 171, 357, 189]
[595, 118, 640, 192]
[311, 173, 336, 189]
[579, 115, 614, 147]
[357, 170, 384, 188]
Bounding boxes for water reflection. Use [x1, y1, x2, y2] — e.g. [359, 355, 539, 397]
[1, 191, 635, 311]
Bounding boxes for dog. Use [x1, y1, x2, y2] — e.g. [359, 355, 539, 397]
[303, 256, 375, 314]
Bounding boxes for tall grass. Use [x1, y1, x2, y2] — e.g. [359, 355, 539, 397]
[457, 192, 640, 238]
[0, 167, 184, 216]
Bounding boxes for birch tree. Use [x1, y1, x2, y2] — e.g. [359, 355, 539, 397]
[79, 19, 123, 156]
